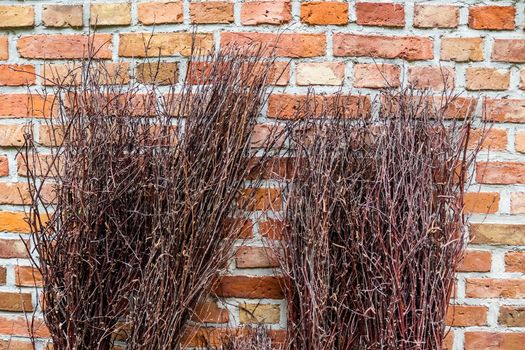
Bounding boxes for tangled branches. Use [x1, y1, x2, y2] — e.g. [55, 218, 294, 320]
[22, 41, 281, 349]
[278, 88, 482, 350]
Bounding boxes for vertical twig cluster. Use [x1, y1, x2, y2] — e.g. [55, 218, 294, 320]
[278, 88, 481, 350]
[22, 40, 280, 350]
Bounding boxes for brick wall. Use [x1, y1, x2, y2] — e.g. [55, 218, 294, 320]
[0, 1, 524, 349]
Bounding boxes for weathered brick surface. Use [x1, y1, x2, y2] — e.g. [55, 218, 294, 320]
[0, 1, 524, 347]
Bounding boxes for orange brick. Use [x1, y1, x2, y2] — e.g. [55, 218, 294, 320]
[0, 340, 33, 350]
[446, 305, 487, 327]
[499, 306, 525, 327]
[484, 98, 525, 123]
[457, 250, 491, 272]
[119, 32, 213, 57]
[239, 188, 282, 211]
[241, 1, 291, 25]
[0, 94, 54, 118]
[466, 278, 525, 298]
[43, 62, 129, 86]
[414, 4, 458, 28]
[190, 1, 233, 24]
[505, 252, 525, 273]
[0, 36, 7, 60]
[90, 3, 131, 26]
[0, 5, 34, 28]
[465, 332, 525, 349]
[42, 4, 83, 28]
[0, 212, 30, 233]
[0, 292, 32, 312]
[0, 239, 28, 258]
[136, 62, 178, 85]
[0, 124, 26, 147]
[0, 155, 7, 176]
[300, 2, 348, 25]
[463, 192, 499, 214]
[214, 276, 283, 299]
[355, 2, 404, 27]
[0, 267, 5, 285]
[492, 39, 525, 63]
[137, 1, 183, 25]
[0, 65, 35, 86]
[441, 37, 484, 62]
[15, 266, 42, 287]
[236, 247, 278, 269]
[467, 128, 507, 151]
[353, 63, 400, 88]
[470, 223, 525, 245]
[511, 192, 525, 214]
[443, 331, 454, 350]
[469, 6, 515, 30]
[0, 183, 31, 205]
[466, 67, 510, 91]
[0, 316, 49, 338]
[296, 62, 344, 86]
[408, 66, 454, 91]
[191, 301, 229, 323]
[39, 125, 64, 147]
[18, 34, 112, 59]
[267, 94, 370, 119]
[221, 32, 326, 58]
[259, 219, 284, 240]
[333, 34, 433, 60]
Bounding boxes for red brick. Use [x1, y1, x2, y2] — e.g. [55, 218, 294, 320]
[0, 5, 34, 28]
[0, 212, 30, 234]
[446, 305, 487, 327]
[333, 34, 433, 61]
[137, 1, 183, 25]
[0, 65, 35, 86]
[505, 252, 525, 273]
[408, 66, 454, 91]
[190, 1, 234, 24]
[15, 266, 42, 287]
[119, 33, 213, 57]
[300, 2, 348, 25]
[0, 268, 5, 285]
[0, 155, 7, 176]
[0, 317, 49, 338]
[296, 62, 344, 86]
[355, 2, 404, 27]
[484, 98, 525, 123]
[469, 6, 515, 30]
[0, 94, 54, 118]
[465, 332, 525, 349]
[0, 36, 7, 60]
[466, 67, 510, 91]
[0, 292, 32, 312]
[470, 223, 525, 245]
[457, 250, 492, 272]
[511, 192, 525, 214]
[499, 306, 525, 327]
[0, 183, 31, 205]
[236, 247, 278, 269]
[492, 39, 525, 63]
[0, 239, 28, 259]
[239, 188, 282, 211]
[466, 278, 525, 298]
[414, 4, 458, 28]
[353, 63, 400, 88]
[477, 162, 525, 185]
[214, 276, 283, 299]
[221, 32, 326, 58]
[267, 94, 370, 119]
[241, 1, 291, 25]
[0, 340, 33, 350]
[441, 37, 484, 62]
[191, 301, 229, 323]
[18, 34, 112, 59]
[42, 4, 83, 28]
[463, 192, 499, 214]
[467, 128, 507, 151]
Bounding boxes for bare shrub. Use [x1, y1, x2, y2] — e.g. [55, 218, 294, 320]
[277, 88, 482, 350]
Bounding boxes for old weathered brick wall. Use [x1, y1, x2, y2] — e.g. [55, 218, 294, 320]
[0, 1, 524, 349]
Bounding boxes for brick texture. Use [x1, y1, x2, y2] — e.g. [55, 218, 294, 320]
[0, 1, 524, 348]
